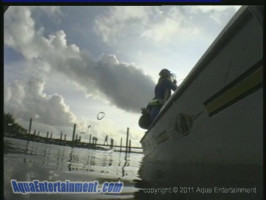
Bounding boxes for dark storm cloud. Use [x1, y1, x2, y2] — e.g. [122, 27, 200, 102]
[94, 54, 155, 112]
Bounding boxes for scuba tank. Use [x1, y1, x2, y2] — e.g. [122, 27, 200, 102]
[148, 99, 164, 107]
[138, 108, 152, 129]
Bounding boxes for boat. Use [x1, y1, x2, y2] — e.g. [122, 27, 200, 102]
[139, 5, 263, 199]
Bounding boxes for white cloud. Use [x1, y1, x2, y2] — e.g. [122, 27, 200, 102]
[191, 6, 241, 26]
[4, 6, 155, 116]
[4, 7, 36, 59]
[94, 6, 150, 44]
[94, 6, 240, 44]
[35, 6, 62, 17]
[94, 6, 199, 44]
[4, 78, 77, 127]
[141, 17, 200, 42]
[4, 7, 75, 60]
[195, 5, 240, 13]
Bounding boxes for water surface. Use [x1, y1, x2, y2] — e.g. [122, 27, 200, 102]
[5, 137, 262, 200]
[4, 137, 143, 200]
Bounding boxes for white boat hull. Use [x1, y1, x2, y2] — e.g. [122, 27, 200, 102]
[140, 5, 263, 171]
[138, 6, 263, 199]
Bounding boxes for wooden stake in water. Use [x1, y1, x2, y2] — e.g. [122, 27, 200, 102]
[72, 124, 76, 147]
[126, 128, 129, 154]
[110, 138, 114, 149]
[120, 138, 122, 152]
[28, 118, 32, 135]
[129, 139, 131, 153]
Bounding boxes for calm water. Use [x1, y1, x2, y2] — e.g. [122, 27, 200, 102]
[4, 137, 263, 200]
[4, 137, 143, 200]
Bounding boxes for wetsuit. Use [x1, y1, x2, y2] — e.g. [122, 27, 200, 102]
[150, 78, 177, 121]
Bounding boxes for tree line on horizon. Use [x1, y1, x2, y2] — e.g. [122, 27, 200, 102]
[4, 113, 27, 136]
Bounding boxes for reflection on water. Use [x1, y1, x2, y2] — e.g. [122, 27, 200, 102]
[135, 156, 263, 200]
[4, 137, 262, 200]
[4, 137, 143, 200]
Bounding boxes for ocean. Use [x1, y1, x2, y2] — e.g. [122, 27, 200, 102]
[4, 137, 143, 200]
[4, 137, 262, 200]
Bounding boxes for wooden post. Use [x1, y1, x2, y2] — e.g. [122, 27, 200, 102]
[126, 128, 129, 154]
[50, 132, 53, 139]
[129, 139, 131, 153]
[120, 138, 122, 152]
[60, 132, 63, 140]
[72, 124, 76, 146]
[110, 138, 114, 149]
[64, 134, 66, 140]
[28, 118, 32, 135]
[46, 132, 49, 138]
[89, 134, 91, 144]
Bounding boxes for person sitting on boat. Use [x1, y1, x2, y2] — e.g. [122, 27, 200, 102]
[138, 69, 177, 129]
[148, 69, 178, 121]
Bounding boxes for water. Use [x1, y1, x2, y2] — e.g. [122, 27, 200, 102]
[4, 137, 263, 200]
[4, 137, 143, 200]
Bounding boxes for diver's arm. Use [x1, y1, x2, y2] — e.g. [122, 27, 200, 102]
[172, 80, 178, 91]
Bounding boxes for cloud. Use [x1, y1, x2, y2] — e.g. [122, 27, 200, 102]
[93, 6, 199, 44]
[33, 6, 62, 17]
[194, 5, 240, 13]
[141, 17, 200, 43]
[94, 54, 155, 112]
[94, 6, 150, 44]
[193, 6, 241, 26]
[4, 6, 155, 117]
[4, 78, 77, 127]
[4, 6, 241, 133]
[4, 7, 68, 60]
[4, 7, 37, 59]
[94, 6, 240, 44]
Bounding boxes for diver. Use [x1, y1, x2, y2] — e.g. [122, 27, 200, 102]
[139, 69, 178, 129]
[149, 69, 178, 121]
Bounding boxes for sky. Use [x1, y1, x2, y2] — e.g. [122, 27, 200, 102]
[4, 5, 241, 146]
